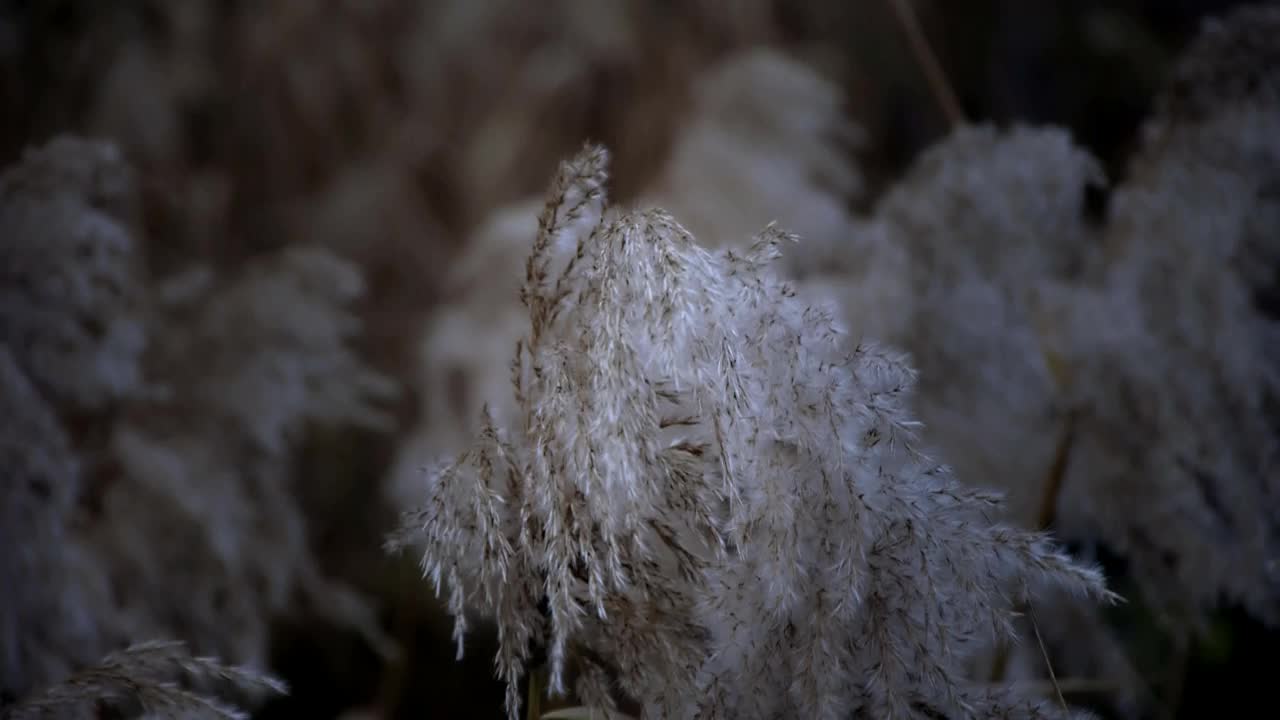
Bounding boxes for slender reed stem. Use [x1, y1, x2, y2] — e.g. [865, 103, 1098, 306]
[886, 0, 966, 129]
[989, 410, 1078, 683]
[1030, 606, 1068, 711]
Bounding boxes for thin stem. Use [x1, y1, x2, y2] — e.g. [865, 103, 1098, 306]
[987, 640, 1012, 684]
[989, 410, 1078, 683]
[1037, 411, 1077, 531]
[372, 561, 418, 718]
[527, 664, 544, 720]
[990, 677, 1129, 696]
[1030, 606, 1068, 711]
[886, 0, 966, 129]
[1162, 634, 1190, 720]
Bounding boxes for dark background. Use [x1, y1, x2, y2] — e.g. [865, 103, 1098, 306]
[1, 2, 1267, 718]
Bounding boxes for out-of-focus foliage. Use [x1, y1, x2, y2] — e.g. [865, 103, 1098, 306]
[0, 135, 395, 716]
[5, 641, 286, 720]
